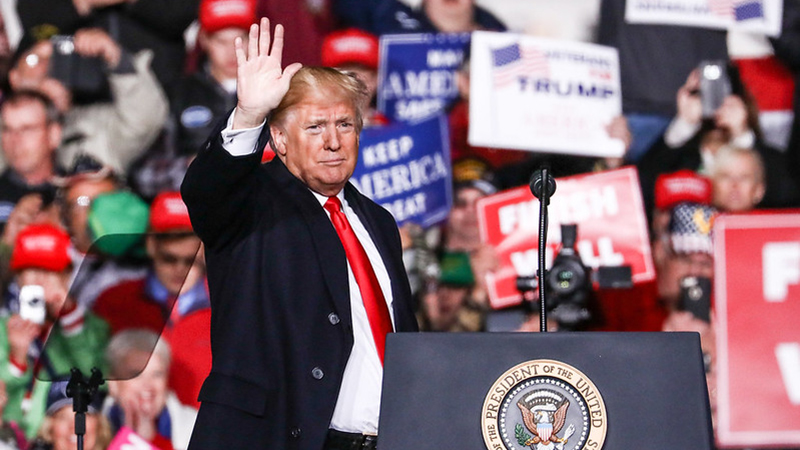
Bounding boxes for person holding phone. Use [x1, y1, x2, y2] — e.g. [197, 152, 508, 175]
[2, 27, 168, 177]
[637, 65, 800, 223]
[655, 202, 719, 427]
[1, 223, 109, 440]
[0, 91, 63, 238]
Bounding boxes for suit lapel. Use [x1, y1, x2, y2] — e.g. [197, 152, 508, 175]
[265, 159, 352, 328]
[343, 184, 408, 328]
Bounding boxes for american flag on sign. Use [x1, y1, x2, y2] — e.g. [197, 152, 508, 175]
[708, 0, 733, 18]
[491, 43, 549, 87]
[734, 0, 764, 20]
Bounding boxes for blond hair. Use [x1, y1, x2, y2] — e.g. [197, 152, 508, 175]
[712, 145, 765, 185]
[269, 66, 369, 135]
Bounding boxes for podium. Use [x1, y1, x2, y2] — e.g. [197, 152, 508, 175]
[379, 332, 714, 449]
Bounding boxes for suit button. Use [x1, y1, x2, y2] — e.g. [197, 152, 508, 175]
[328, 313, 340, 325]
[311, 367, 324, 380]
[290, 427, 301, 438]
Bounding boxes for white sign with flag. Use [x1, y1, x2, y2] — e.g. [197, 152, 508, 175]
[625, 0, 783, 37]
[469, 31, 624, 159]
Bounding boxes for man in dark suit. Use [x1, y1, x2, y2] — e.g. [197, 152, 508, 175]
[181, 18, 418, 450]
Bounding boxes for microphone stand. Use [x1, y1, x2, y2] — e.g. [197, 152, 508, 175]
[529, 167, 556, 333]
[67, 367, 104, 450]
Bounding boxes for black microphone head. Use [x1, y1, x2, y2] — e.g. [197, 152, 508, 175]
[529, 168, 557, 199]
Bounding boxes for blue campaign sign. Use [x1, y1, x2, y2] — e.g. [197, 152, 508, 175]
[377, 33, 471, 123]
[351, 115, 452, 227]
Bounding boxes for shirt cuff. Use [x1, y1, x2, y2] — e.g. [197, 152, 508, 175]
[221, 110, 266, 156]
[664, 117, 701, 148]
[8, 356, 27, 377]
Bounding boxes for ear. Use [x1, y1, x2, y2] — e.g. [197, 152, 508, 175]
[146, 235, 157, 259]
[7, 67, 20, 90]
[753, 182, 766, 206]
[270, 125, 288, 156]
[197, 30, 209, 51]
[47, 122, 62, 150]
[456, 70, 470, 99]
[652, 235, 668, 269]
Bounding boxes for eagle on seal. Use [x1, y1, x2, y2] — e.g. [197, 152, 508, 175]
[517, 396, 571, 447]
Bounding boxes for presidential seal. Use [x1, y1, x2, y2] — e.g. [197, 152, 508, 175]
[481, 360, 607, 450]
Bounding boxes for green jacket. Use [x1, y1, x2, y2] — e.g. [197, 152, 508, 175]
[0, 309, 109, 439]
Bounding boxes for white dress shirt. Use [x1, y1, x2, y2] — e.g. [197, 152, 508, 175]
[220, 111, 395, 434]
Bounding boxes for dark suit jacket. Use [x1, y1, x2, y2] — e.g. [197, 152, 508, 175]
[181, 120, 418, 450]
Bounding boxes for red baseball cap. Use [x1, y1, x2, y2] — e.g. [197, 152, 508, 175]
[321, 28, 379, 71]
[149, 192, 193, 233]
[654, 170, 713, 210]
[11, 224, 72, 272]
[199, 0, 257, 33]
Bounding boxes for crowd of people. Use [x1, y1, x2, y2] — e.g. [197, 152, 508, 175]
[0, 0, 797, 448]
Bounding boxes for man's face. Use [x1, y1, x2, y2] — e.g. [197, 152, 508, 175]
[62, 178, 117, 253]
[447, 186, 485, 244]
[147, 234, 202, 296]
[201, 27, 247, 81]
[51, 405, 99, 450]
[271, 92, 359, 196]
[424, 0, 474, 19]
[1, 99, 60, 177]
[712, 153, 764, 212]
[110, 350, 168, 418]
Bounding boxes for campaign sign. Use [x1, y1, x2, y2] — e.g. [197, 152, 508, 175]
[625, 0, 783, 37]
[351, 115, 451, 227]
[477, 167, 654, 309]
[469, 31, 624, 159]
[377, 33, 470, 123]
[715, 213, 800, 448]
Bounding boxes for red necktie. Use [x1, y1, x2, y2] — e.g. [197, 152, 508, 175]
[324, 197, 394, 364]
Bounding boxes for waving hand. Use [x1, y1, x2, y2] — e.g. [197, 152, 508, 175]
[233, 18, 303, 129]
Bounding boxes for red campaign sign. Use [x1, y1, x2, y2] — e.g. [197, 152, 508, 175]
[715, 213, 800, 448]
[476, 167, 655, 309]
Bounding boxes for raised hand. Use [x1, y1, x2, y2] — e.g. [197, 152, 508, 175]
[6, 315, 42, 367]
[233, 18, 303, 130]
[73, 28, 122, 69]
[714, 95, 749, 138]
[676, 69, 702, 126]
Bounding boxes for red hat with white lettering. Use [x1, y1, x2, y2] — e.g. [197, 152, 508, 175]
[321, 28, 379, 71]
[654, 170, 713, 210]
[199, 0, 257, 33]
[149, 192, 193, 233]
[11, 224, 72, 272]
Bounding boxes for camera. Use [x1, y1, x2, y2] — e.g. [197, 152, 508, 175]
[698, 60, 731, 119]
[19, 285, 46, 325]
[516, 224, 593, 330]
[49, 35, 110, 103]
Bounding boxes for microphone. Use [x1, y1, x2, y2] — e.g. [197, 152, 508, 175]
[529, 167, 557, 200]
[529, 166, 556, 332]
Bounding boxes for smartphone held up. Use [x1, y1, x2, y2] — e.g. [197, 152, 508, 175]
[18, 285, 46, 325]
[698, 60, 731, 119]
